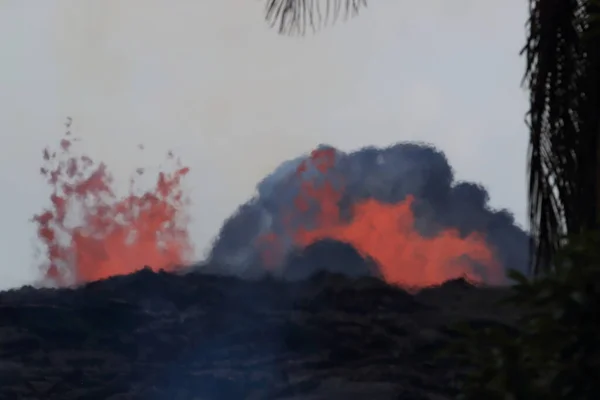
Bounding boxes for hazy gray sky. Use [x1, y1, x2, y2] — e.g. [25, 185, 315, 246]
[0, 1, 528, 290]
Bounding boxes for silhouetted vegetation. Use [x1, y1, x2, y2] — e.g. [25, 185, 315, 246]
[443, 232, 600, 399]
[523, 0, 600, 275]
[443, 0, 600, 395]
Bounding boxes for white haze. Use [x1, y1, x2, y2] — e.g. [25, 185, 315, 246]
[0, 0, 528, 290]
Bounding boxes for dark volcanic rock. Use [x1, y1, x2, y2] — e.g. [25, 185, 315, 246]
[282, 239, 382, 280]
[0, 268, 519, 400]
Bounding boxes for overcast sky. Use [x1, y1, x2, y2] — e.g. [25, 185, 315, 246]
[0, 1, 528, 290]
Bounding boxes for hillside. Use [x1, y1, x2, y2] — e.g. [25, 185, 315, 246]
[0, 268, 521, 400]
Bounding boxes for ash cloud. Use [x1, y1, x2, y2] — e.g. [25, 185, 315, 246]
[205, 142, 529, 281]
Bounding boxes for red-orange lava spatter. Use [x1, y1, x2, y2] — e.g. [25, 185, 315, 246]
[33, 133, 193, 285]
[34, 134, 502, 288]
[260, 148, 504, 287]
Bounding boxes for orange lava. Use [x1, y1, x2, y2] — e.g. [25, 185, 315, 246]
[33, 132, 193, 285]
[265, 148, 503, 287]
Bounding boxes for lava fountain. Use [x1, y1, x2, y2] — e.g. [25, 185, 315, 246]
[257, 148, 504, 287]
[33, 131, 193, 285]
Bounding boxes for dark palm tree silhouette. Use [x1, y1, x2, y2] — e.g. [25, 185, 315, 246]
[264, 0, 600, 276]
[264, 0, 366, 35]
[522, 0, 600, 274]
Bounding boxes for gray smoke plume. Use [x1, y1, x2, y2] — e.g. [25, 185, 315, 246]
[205, 142, 529, 282]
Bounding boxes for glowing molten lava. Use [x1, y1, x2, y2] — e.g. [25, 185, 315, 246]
[33, 133, 193, 285]
[264, 148, 503, 287]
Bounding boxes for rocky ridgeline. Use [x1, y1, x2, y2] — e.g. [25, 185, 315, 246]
[0, 268, 519, 400]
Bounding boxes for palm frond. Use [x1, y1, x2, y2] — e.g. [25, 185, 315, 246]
[522, 0, 600, 275]
[265, 0, 367, 35]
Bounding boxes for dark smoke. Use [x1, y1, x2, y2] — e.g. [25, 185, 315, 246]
[205, 142, 529, 280]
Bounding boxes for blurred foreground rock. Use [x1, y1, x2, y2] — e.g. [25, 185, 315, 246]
[0, 268, 520, 400]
